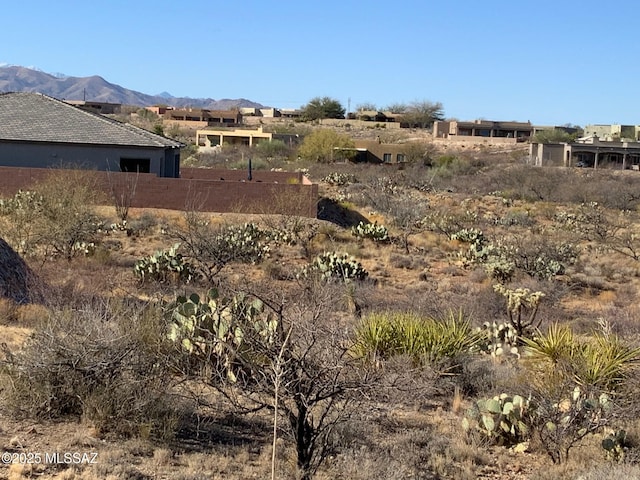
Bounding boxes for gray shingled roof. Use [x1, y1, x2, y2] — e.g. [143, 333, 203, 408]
[0, 92, 183, 148]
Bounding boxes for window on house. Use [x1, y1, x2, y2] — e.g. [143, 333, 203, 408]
[383, 153, 392, 163]
[397, 154, 406, 163]
[120, 158, 150, 173]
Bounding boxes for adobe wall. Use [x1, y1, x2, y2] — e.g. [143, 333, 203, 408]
[0, 167, 318, 217]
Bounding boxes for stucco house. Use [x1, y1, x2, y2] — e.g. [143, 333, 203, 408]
[529, 136, 640, 169]
[0, 92, 183, 177]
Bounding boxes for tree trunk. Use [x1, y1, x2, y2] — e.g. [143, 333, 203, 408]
[290, 400, 314, 480]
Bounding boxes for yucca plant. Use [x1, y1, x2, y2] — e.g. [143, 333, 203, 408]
[350, 312, 396, 364]
[524, 323, 640, 393]
[576, 333, 640, 391]
[352, 310, 481, 368]
[523, 323, 576, 364]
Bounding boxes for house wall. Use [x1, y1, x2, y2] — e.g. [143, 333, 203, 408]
[0, 141, 180, 178]
[528, 143, 568, 166]
[0, 167, 318, 217]
[353, 140, 409, 163]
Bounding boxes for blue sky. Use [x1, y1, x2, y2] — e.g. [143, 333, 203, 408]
[2, 0, 638, 126]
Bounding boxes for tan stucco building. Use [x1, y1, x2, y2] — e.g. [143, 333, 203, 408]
[529, 136, 640, 169]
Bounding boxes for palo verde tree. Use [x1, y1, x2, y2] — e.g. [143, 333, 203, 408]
[297, 128, 356, 163]
[300, 96, 346, 121]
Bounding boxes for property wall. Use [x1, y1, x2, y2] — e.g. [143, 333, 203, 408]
[0, 166, 318, 217]
[0, 142, 180, 177]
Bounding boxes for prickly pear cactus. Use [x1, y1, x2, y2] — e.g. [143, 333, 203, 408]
[463, 393, 531, 447]
[478, 321, 520, 359]
[299, 252, 369, 282]
[166, 288, 278, 382]
[351, 221, 389, 242]
[133, 243, 196, 284]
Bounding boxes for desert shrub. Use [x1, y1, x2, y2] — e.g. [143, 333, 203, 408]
[496, 209, 535, 227]
[228, 156, 269, 170]
[254, 139, 291, 159]
[423, 210, 478, 239]
[126, 211, 158, 236]
[0, 300, 182, 438]
[172, 216, 274, 282]
[0, 190, 44, 256]
[532, 385, 614, 464]
[0, 171, 105, 260]
[32, 169, 105, 260]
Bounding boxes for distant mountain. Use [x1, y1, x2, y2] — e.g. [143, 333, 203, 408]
[0, 65, 264, 110]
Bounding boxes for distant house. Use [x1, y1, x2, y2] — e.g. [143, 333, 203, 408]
[348, 110, 400, 123]
[334, 139, 409, 164]
[160, 107, 242, 128]
[64, 100, 122, 115]
[582, 124, 640, 142]
[530, 136, 640, 169]
[196, 126, 299, 149]
[433, 119, 534, 142]
[0, 92, 183, 177]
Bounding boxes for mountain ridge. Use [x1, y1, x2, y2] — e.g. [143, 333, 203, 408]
[0, 65, 264, 110]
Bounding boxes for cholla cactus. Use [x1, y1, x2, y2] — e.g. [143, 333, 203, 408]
[133, 243, 196, 284]
[493, 284, 545, 337]
[299, 252, 368, 282]
[351, 221, 389, 242]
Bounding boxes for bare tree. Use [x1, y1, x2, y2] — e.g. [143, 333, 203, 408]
[166, 280, 376, 479]
[106, 166, 140, 222]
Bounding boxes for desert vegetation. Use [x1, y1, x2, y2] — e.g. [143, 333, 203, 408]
[2, 149, 640, 479]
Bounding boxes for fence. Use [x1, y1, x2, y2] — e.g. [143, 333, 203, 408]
[0, 166, 318, 217]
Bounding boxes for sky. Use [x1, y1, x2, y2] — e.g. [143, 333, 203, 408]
[1, 0, 639, 127]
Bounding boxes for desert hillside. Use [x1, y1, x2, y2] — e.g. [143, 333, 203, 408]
[1, 149, 640, 480]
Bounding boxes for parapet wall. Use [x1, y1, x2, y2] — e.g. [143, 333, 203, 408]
[0, 166, 318, 217]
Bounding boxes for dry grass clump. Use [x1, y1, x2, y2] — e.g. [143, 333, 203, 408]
[0, 298, 185, 440]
